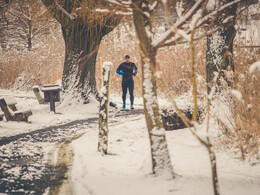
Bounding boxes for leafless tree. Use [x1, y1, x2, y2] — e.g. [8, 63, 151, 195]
[1, 0, 58, 51]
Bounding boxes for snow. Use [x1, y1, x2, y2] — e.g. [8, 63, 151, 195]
[41, 86, 60, 91]
[249, 61, 260, 73]
[231, 89, 244, 103]
[3, 97, 17, 105]
[0, 89, 99, 137]
[1, 89, 260, 194]
[71, 117, 260, 195]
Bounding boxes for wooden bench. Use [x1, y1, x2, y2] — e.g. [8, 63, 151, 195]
[0, 112, 4, 121]
[32, 85, 47, 104]
[0, 97, 32, 122]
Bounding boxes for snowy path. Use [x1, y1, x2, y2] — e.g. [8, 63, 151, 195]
[0, 109, 144, 194]
[70, 117, 260, 195]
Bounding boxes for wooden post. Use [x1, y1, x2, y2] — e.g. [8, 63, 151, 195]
[50, 91, 55, 113]
[98, 62, 113, 155]
[42, 85, 60, 113]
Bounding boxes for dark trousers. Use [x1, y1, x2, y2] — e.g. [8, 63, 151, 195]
[122, 79, 134, 105]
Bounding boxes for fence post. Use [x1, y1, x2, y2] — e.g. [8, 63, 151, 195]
[98, 62, 113, 154]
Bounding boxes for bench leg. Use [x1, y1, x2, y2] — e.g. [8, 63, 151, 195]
[14, 111, 32, 122]
[9, 105, 17, 112]
[0, 99, 14, 121]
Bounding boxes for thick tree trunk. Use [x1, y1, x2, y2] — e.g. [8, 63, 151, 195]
[41, 0, 122, 102]
[61, 22, 102, 102]
[141, 56, 174, 177]
[206, 0, 237, 93]
[206, 27, 236, 92]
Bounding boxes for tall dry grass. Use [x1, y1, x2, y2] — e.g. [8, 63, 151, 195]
[1, 21, 206, 98]
[222, 46, 260, 162]
[0, 31, 64, 90]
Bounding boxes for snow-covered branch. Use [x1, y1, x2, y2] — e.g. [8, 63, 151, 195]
[153, 0, 241, 49]
[153, 0, 203, 48]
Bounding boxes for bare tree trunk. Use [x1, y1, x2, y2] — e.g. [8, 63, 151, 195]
[132, 0, 174, 178]
[42, 0, 122, 102]
[206, 0, 237, 93]
[207, 142, 220, 195]
[98, 62, 112, 155]
[28, 19, 32, 51]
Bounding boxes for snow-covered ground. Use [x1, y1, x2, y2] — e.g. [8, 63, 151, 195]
[0, 89, 260, 195]
[0, 89, 100, 137]
[71, 117, 260, 195]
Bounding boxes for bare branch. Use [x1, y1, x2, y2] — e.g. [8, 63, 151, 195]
[153, 0, 204, 48]
[53, 0, 75, 20]
[154, 0, 241, 49]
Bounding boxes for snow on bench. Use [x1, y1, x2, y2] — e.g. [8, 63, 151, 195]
[4, 97, 18, 111]
[0, 97, 32, 122]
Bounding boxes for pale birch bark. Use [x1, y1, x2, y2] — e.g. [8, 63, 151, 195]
[132, 0, 174, 178]
[98, 62, 112, 155]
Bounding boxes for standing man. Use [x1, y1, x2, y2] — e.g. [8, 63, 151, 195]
[116, 55, 138, 110]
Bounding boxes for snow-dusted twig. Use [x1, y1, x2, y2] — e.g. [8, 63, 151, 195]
[154, 0, 241, 49]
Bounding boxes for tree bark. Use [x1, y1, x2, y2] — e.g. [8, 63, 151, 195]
[98, 62, 112, 155]
[42, 0, 122, 102]
[28, 18, 32, 51]
[206, 0, 237, 93]
[132, 0, 174, 178]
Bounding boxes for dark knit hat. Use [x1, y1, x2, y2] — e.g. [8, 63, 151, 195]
[124, 55, 130, 59]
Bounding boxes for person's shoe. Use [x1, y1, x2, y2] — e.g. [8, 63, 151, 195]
[122, 103, 126, 109]
[130, 105, 134, 110]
